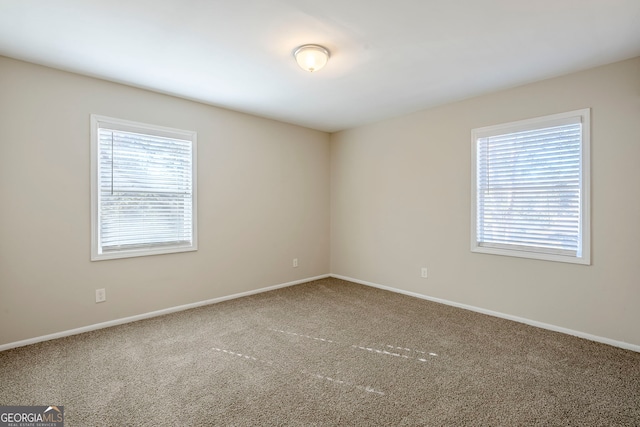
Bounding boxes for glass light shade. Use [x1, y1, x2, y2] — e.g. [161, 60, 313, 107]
[294, 45, 329, 72]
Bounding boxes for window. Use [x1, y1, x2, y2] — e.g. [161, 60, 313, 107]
[91, 115, 197, 261]
[471, 109, 590, 264]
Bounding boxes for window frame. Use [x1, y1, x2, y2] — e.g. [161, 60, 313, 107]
[90, 114, 198, 261]
[470, 109, 591, 265]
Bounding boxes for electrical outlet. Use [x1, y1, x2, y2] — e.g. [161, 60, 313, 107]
[421, 268, 428, 278]
[293, 258, 299, 268]
[95, 288, 106, 303]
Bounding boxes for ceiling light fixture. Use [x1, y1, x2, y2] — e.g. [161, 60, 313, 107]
[293, 44, 330, 72]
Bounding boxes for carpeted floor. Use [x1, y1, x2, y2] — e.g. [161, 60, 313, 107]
[1, 277, 639, 426]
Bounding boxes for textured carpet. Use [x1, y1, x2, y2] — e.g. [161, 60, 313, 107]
[1, 277, 639, 426]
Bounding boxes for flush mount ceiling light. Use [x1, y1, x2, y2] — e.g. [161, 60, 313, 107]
[293, 44, 330, 72]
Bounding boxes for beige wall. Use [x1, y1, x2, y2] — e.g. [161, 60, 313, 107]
[2, 55, 639, 349]
[0, 57, 330, 346]
[331, 57, 640, 347]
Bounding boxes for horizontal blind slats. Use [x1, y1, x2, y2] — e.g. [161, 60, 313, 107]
[476, 122, 582, 253]
[98, 127, 193, 252]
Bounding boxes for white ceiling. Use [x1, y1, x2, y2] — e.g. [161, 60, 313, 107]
[1, 1, 639, 132]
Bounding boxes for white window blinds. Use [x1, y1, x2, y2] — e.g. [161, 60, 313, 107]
[91, 115, 197, 260]
[471, 109, 590, 264]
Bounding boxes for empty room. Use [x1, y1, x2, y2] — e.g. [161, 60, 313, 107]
[1, 1, 639, 425]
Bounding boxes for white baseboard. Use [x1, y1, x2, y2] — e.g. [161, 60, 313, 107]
[0, 274, 330, 352]
[5, 273, 637, 354]
[330, 274, 640, 353]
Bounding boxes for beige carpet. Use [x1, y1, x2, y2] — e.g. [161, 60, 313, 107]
[1, 277, 639, 426]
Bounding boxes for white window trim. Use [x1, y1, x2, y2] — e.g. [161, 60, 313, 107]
[470, 109, 591, 265]
[90, 114, 198, 261]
